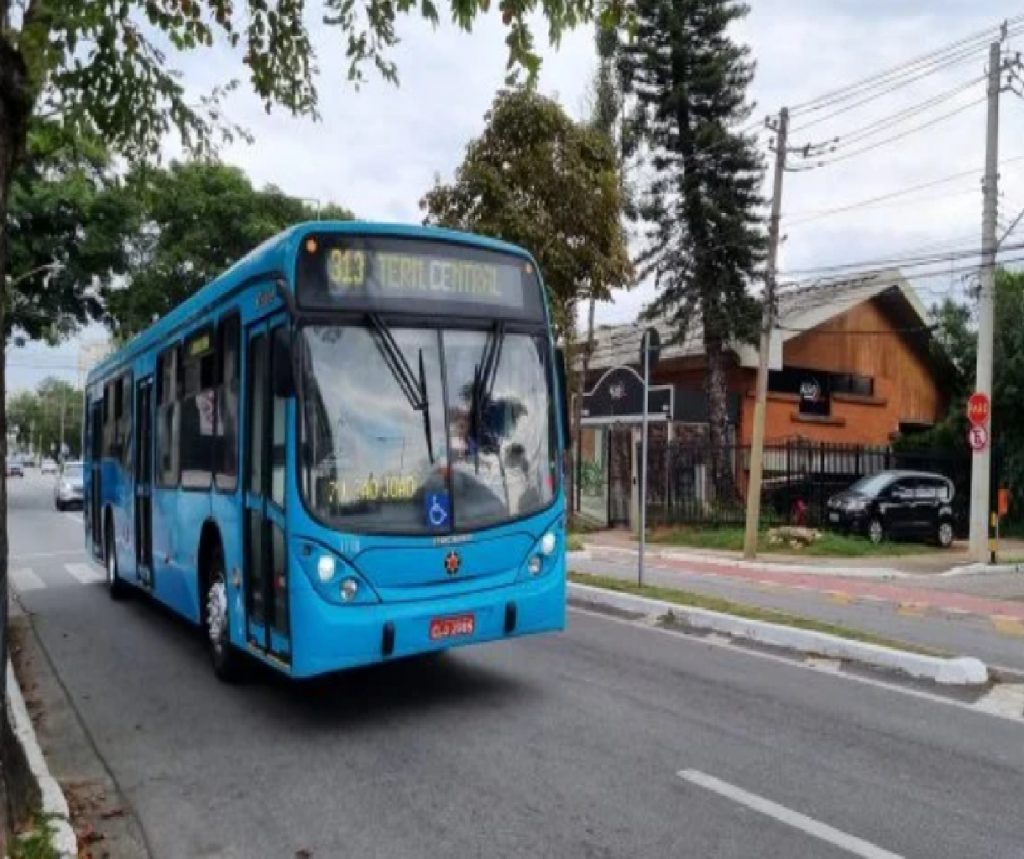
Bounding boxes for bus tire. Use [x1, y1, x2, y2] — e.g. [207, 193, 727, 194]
[204, 542, 243, 682]
[105, 516, 128, 601]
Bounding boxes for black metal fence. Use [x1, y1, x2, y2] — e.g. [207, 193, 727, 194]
[640, 438, 970, 530]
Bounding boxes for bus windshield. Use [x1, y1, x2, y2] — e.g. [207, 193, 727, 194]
[299, 324, 557, 533]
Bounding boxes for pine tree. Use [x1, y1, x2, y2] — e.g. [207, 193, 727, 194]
[619, 0, 764, 494]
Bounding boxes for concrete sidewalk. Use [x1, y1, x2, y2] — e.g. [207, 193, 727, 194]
[582, 530, 1024, 577]
[578, 536, 1024, 615]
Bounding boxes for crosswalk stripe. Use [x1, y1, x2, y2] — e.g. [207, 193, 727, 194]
[64, 562, 104, 585]
[11, 568, 45, 592]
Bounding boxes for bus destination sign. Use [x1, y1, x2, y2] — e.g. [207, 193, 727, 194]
[296, 233, 544, 320]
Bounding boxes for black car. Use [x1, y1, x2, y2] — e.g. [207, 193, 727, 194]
[826, 470, 956, 548]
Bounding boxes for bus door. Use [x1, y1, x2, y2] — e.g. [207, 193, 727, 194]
[134, 377, 154, 587]
[243, 315, 291, 662]
[89, 399, 104, 557]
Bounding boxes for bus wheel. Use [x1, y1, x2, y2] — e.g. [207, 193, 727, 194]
[205, 544, 243, 682]
[105, 519, 128, 601]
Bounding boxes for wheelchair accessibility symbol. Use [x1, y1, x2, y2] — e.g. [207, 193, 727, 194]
[425, 492, 450, 528]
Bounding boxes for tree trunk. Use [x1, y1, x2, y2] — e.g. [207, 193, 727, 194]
[704, 336, 733, 502]
[0, 36, 34, 708]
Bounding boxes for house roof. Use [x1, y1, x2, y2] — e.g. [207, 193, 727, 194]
[583, 268, 929, 372]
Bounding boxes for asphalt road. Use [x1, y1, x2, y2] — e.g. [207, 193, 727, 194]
[572, 553, 1024, 673]
[9, 474, 1024, 858]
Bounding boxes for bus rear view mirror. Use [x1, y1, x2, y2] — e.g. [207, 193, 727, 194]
[272, 327, 296, 398]
[555, 346, 570, 449]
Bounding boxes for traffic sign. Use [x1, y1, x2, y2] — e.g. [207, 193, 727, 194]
[968, 424, 989, 451]
[967, 392, 990, 426]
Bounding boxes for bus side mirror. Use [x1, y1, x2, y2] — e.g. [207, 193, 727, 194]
[555, 347, 570, 449]
[272, 328, 296, 398]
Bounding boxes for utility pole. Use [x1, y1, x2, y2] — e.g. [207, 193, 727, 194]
[968, 42, 1002, 561]
[59, 386, 66, 461]
[743, 107, 789, 559]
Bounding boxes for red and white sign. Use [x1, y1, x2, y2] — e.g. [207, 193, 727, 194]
[429, 614, 475, 641]
[967, 392, 990, 426]
[968, 424, 989, 451]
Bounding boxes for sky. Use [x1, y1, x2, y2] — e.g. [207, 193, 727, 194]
[9, 0, 1024, 392]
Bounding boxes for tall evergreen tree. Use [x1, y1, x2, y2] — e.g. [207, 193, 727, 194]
[619, 0, 764, 492]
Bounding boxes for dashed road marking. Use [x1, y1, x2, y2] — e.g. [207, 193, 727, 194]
[827, 591, 854, 604]
[63, 562, 104, 585]
[11, 568, 45, 592]
[897, 602, 926, 617]
[677, 769, 903, 858]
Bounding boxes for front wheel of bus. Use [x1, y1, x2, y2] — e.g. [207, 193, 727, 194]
[205, 545, 243, 682]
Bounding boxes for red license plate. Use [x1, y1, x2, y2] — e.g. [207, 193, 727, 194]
[429, 614, 475, 640]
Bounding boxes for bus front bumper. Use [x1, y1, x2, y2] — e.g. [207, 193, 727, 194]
[288, 566, 566, 678]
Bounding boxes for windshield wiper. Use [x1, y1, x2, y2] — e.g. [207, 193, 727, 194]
[469, 320, 506, 471]
[367, 313, 435, 464]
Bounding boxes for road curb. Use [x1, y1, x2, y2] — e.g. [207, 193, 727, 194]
[942, 561, 1024, 577]
[6, 661, 77, 858]
[568, 582, 989, 686]
[576, 544, 906, 579]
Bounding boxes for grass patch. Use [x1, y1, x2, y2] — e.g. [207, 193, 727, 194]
[568, 571, 944, 656]
[10, 816, 59, 859]
[647, 525, 937, 557]
[566, 533, 586, 552]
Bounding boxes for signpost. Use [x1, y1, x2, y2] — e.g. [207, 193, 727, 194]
[638, 327, 660, 587]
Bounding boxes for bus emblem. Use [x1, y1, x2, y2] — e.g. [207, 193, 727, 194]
[444, 551, 461, 576]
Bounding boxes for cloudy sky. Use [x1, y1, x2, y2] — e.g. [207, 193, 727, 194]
[10, 0, 1024, 391]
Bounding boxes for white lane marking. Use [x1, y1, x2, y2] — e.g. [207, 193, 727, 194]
[11, 568, 46, 592]
[10, 550, 85, 561]
[678, 770, 903, 859]
[568, 607, 1022, 723]
[64, 562, 104, 585]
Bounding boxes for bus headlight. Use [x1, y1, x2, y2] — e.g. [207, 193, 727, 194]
[317, 554, 336, 583]
[340, 577, 359, 601]
[539, 532, 556, 556]
[527, 554, 543, 576]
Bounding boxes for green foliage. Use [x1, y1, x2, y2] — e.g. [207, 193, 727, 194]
[421, 87, 633, 342]
[6, 377, 83, 459]
[617, 0, 764, 463]
[910, 269, 1024, 515]
[102, 160, 352, 340]
[5, 119, 132, 343]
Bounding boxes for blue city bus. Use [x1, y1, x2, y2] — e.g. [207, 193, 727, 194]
[83, 222, 569, 680]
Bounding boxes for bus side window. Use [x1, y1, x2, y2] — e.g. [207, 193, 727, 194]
[102, 382, 115, 459]
[270, 326, 289, 508]
[120, 373, 133, 472]
[215, 315, 240, 492]
[180, 328, 216, 490]
[156, 346, 180, 486]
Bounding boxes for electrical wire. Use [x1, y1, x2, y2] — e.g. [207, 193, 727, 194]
[790, 16, 1024, 114]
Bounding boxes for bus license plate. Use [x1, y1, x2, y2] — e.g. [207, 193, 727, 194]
[429, 614, 475, 640]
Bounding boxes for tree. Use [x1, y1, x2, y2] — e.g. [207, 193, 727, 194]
[0, 0, 619, 712]
[421, 87, 633, 342]
[7, 377, 82, 458]
[6, 119, 132, 343]
[103, 160, 352, 339]
[911, 270, 1024, 517]
[618, 0, 764, 492]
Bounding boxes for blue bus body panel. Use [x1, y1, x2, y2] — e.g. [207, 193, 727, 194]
[85, 221, 567, 678]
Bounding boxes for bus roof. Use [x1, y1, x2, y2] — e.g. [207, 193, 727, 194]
[88, 221, 533, 384]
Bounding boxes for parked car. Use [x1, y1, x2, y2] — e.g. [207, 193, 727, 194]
[40, 458, 58, 475]
[22, 455, 36, 468]
[6, 458, 24, 478]
[826, 470, 956, 547]
[54, 461, 84, 510]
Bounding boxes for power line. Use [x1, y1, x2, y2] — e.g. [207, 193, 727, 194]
[790, 16, 1024, 114]
[795, 95, 988, 167]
